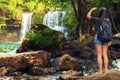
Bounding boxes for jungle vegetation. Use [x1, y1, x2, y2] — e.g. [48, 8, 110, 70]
[0, 0, 120, 42]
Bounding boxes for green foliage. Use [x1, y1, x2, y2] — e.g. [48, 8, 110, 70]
[0, 0, 120, 41]
[0, 17, 6, 23]
[87, 0, 99, 8]
[87, 0, 120, 8]
[62, 1, 78, 33]
[25, 28, 63, 47]
[40, 0, 63, 11]
[25, 1, 36, 12]
[112, 0, 120, 3]
[63, 11, 78, 30]
[32, 13, 44, 24]
[0, 0, 23, 19]
[11, 11, 18, 19]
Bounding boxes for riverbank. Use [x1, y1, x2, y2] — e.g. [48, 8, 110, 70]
[0, 51, 119, 80]
[0, 35, 119, 80]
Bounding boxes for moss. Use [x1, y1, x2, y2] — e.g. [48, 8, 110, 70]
[25, 27, 64, 48]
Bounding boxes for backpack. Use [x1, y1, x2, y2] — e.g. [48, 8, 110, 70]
[97, 19, 113, 43]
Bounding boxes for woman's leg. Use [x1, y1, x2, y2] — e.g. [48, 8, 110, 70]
[102, 44, 109, 73]
[95, 43, 103, 73]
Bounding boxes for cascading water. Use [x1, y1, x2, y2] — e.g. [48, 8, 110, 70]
[0, 13, 34, 54]
[43, 11, 69, 40]
[20, 13, 33, 42]
[3, 13, 33, 54]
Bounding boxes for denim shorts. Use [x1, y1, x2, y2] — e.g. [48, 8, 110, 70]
[94, 39, 107, 44]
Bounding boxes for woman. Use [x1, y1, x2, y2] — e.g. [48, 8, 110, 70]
[86, 7, 112, 73]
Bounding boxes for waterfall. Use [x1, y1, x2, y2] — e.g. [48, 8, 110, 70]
[20, 13, 33, 42]
[43, 11, 69, 40]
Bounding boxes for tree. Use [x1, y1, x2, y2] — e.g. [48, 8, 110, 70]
[0, 0, 120, 39]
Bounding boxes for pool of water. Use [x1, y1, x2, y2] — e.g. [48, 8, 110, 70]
[0, 42, 21, 54]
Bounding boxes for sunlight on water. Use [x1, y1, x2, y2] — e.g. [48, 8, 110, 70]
[20, 13, 33, 42]
[43, 11, 69, 40]
[112, 59, 120, 71]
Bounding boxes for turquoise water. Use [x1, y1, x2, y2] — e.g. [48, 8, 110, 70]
[0, 42, 21, 54]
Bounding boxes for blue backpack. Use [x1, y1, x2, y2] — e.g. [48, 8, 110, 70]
[97, 19, 113, 43]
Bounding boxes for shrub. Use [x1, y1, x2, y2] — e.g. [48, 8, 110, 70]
[25, 27, 64, 47]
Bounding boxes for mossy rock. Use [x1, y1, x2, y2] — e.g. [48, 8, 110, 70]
[17, 24, 65, 53]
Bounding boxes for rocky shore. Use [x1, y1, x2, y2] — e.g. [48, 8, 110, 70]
[0, 26, 119, 80]
[59, 69, 120, 80]
[0, 49, 119, 80]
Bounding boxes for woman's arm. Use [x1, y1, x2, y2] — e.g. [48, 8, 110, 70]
[87, 7, 97, 20]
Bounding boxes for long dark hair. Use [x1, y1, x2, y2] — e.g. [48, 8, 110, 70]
[98, 7, 107, 18]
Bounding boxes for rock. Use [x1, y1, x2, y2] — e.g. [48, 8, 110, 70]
[0, 50, 51, 76]
[58, 54, 83, 71]
[113, 33, 120, 39]
[51, 54, 83, 71]
[62, 70, 83, 76]
[59, 40, 81, 50]
[0, 67, 8, 76]
[110, 39, 120, 51]
[80, 46, 96, 59]
[30, 67, 56, 75]
[109, 50, 120, 59]
[59, 70, 83, 80]
[17, 25, 64, 54]
[31, 24, 47, 30]
[16, 39, 45, 53]
[58, 69, 120, 80]
[84, 69, 120, 80]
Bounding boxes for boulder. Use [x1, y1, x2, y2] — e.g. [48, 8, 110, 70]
[0, 51, 51, 76]
[58, 54, 83, 71]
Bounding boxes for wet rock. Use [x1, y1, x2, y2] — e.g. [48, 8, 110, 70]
[30, 67, 57, 75]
